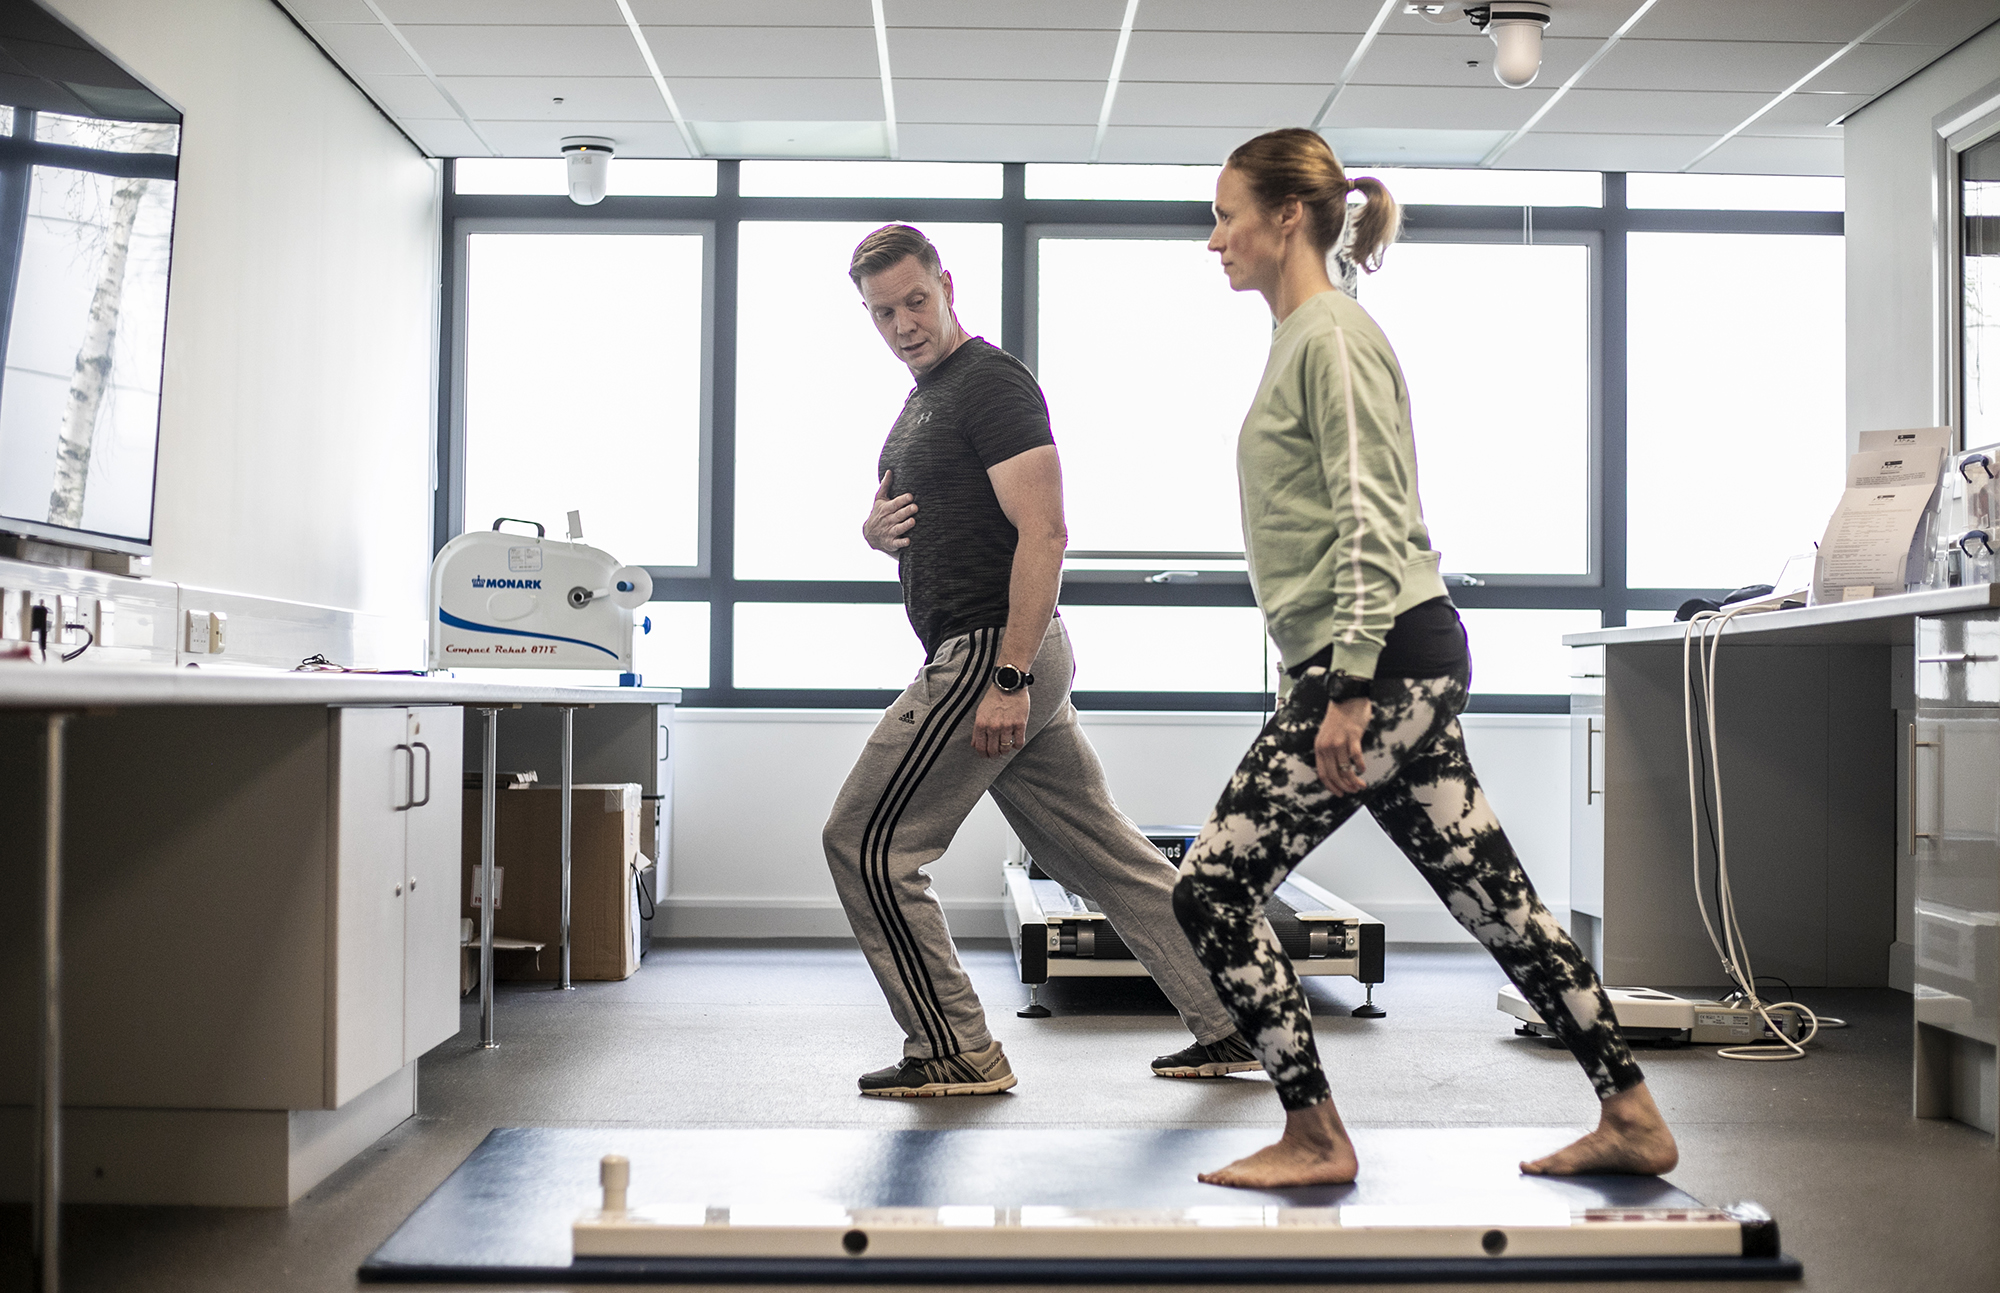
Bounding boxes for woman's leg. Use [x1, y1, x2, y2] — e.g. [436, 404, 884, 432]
[1172, 669, 1460, 1186]
[1363, 693, 1678, 1175]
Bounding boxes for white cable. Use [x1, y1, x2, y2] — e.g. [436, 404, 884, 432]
[1680, 608, 1821, 1062]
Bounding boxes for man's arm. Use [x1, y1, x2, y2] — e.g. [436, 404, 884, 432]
[971, 444, 1065, 757]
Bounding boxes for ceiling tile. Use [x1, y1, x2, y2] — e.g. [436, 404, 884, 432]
[435, 76, 669, 120]
[881, 0, 1125, 29]
[1493, 131, 1712, 171]
[357, 73, 459, 119]
[1631, 0, 1905, 43]
[896, 122, 1096, 161]
[1689, 134, 1843, 175]
[887, 27, 1119, 80]
[641, 25, 881, 78]
[1872, 0, 2000, 46]
[398, 24, 651, 77]
[632, 0, 872, 23]
[276, 0, 377, 21]
[673, 77, 884, 120]
[1585, 38, 1837, 93]
[1110, 80, 1329, 128]
[1096, 124, 1269, 164]
[1742, 91, 1872, 135]
[1120, 29, 1358, 83]
[304, 21, 423, 77]
[896, 79, 1103, 125]
[1325, 126, 1510, 165]
[1801, 40, 1947, 94]
[1327, 83, 1551, 132]
[1534, 88, 1775, 135]
[1136, 0, 1374, 34]
[474, 118, 696, 158]
[401, 115, 487, 157]
[374, 0, 621, 22]
[1354, 33, 1606, 89]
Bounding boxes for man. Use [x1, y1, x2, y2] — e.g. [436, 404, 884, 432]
[823, 223, 1258, 1097]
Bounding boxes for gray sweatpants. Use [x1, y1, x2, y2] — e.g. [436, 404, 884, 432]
[823, 618, 1238, 1059]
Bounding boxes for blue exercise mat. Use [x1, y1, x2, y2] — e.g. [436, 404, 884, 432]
[360, 1126, 1800, 1283]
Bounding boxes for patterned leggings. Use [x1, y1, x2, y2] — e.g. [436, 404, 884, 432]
[1172, 665, 1643, 1112]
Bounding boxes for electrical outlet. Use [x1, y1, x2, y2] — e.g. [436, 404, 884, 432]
[208, 610, 227, 654]
[185, 608, 210, 655]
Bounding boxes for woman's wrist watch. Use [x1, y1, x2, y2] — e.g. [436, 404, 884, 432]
[1326, 670, 1373, 704]
[993, 664, 1035, 693]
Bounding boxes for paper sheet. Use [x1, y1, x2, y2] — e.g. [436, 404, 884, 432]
[1813, 428, 1952, 604]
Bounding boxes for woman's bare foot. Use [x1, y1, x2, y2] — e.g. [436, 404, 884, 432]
[1199, 1101, 1359, 1188]
[1522, 1080, 1679, 1176]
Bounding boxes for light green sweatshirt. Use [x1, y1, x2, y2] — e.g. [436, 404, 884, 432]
[1238, 289, 1448, 680]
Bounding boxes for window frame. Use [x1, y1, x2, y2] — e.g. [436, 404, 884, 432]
[436, 162, 1843, 713]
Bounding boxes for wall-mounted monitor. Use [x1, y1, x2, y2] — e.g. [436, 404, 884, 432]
[0, 0, 178, 557]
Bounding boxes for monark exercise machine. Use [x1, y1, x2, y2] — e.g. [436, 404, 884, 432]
[1006, 827, 1390, 1019]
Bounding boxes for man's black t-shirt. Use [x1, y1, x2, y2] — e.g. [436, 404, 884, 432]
[877, 337, 1054, 658]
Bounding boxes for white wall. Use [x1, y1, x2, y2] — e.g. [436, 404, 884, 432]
[1845, 21, 2000, 448]
[666, 710, 1570, 944]
[44, 0, 440, 638]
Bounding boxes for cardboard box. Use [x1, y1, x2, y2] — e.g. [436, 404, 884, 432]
[461, 783, 648, 981]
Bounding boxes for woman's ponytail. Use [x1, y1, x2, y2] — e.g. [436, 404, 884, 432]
[1343, 175, 1402, 273]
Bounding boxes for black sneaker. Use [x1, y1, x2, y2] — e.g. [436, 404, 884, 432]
[1152, 1031, 1262, 1078]
[858, 1040, 1017, 1097]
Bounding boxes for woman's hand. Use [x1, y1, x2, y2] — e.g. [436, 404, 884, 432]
[1314, 697, 1373, 795]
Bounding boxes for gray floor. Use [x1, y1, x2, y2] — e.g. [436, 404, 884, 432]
[6, 941, 1996, 1292]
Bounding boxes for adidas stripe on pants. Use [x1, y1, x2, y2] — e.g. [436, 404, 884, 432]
[823, 618, 1239, 1060]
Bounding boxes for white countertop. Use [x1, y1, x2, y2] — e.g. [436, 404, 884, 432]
[0, 664, 682, 709]
[1564, 584, 2000, 649]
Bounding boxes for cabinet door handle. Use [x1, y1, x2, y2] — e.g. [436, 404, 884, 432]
[411, 741, 432, 808]
[1917, 653, 1997, 664]
[1585, 719, 1602, 804]
[392, 742, 414, 811]
[1909, 724, 1940, 853]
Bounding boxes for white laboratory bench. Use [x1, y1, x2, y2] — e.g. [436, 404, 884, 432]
[0, 665, 680, 1221]
[1565, 585, 1999, 1138]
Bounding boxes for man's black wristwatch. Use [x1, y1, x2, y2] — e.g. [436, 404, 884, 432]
[1326, 670, 1373, 704]
[993, 664, 1035, 693]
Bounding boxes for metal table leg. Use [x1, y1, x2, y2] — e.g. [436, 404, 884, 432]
[557, 706, 575, 991]
[37, 713, 70, 1293]
[479, 707, 499, 1049]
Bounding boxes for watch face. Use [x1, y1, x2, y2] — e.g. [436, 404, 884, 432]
[995, 665, 1024, 691]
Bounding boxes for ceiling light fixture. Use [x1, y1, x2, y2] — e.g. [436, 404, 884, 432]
[1410, 2, 1551, 88]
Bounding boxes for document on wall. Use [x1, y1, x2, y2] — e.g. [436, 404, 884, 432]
[1813, 429, 1952, 605]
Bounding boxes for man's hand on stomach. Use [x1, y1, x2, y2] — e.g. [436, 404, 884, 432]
[864, 470, 918, 555]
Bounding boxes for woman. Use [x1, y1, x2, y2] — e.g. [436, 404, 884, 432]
[1173, 128, 1678, 1189]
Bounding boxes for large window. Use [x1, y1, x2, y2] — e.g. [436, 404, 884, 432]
[1032, 233, 1270, 556]
[1626, 232, 1845, 590]
[441, 164, 1843, 711]
[1358, 239, 1593, 577]
[733, 220, 1001, 582]
[460, 229, 707, 568]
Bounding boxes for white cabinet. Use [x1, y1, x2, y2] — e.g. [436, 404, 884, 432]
[331, 706, 463, 1106]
